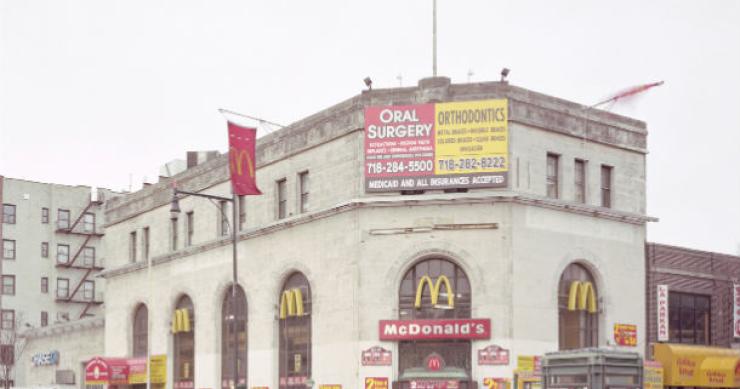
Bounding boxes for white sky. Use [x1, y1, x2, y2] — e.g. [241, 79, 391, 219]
[1, 0, 738, 255]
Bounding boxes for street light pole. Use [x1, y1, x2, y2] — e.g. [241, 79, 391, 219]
[170, 188, 240, 389]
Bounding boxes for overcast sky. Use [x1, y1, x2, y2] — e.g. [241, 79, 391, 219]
[1, 0, 738, 255]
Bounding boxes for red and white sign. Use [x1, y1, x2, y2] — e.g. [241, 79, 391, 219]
[379, 319, 490, 340]
[734, 284, 740, 338]
[478, 345, 510, 365]
[85, 357, 129, 385]
[657, 285, 669, 342]
[361, 346, 392, 366]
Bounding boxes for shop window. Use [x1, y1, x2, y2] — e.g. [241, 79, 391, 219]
[669, 292, 710, 345]
[173, 295, 195, 389]
[133, 304, 148, 357]
[278, 272, 311, 388]
[222, 285, 247, 389]
[558, 263, 599, 350]
[397, 258, 472, 378]
[2, 204, 15, 224]
[547, 153, 560, 199]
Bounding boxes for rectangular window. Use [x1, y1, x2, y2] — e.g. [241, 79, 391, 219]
[238, 195, 246, 231]
[130, 231, 137, 262]
[143, 227, 150, 260]
[83, 213, 95, 233]
[2, 204, 16, 224]
[57, 209, 70, 229]
[546, 153, 560, 199]
[574, 159, 586, 203]
[1, 275, 15, 295]
[41, 311, 48, 327]
[186, 212, 194, 246]
[82, 247, 95, 267]
[669, 292, 710, 345]
[56, 278, 70, 299]
[0, 310, 14, 330]
[2, 240, 15, 260]
[41, 207, 49, 224]
[219, 201, 229, 237]
[299, 171, 310, 213]
[57, 244, 70, 264]
[41, 277, 48, 293]
[601, 165, 613, 208]
[277, 178, 287, 219]
[171, 218, 178, 251]
[41, 242, 49, 258]
[82, 280, 95, 301]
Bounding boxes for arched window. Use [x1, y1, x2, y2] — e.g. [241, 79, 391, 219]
[558, 263, 599, 350]
[278, 272, 311, 388]
[173, 295, 195, 389]
[133, 304, 148, 357]
[398, 258, 472, 377]
[221, 285, 247, 389]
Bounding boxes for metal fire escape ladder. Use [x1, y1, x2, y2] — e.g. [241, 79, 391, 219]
[61, 235, 93, 268]
[64, 201, 96, 233]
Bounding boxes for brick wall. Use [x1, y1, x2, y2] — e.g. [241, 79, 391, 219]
[645, 242, 740, 354]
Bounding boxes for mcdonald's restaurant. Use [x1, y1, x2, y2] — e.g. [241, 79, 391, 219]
[94, 77, 651, 389]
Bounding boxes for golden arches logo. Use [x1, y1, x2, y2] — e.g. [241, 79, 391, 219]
[279, 288, 305, 319]
[414, 275, 454, 309]
[567, 281, 597, 313]
[229, 147, 255, 178]
[171, 308, 191, 333]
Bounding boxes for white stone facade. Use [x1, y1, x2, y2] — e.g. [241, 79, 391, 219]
[101, 77, 651, 388]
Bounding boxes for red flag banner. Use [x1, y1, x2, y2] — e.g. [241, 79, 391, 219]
[228, 122, 261, 195]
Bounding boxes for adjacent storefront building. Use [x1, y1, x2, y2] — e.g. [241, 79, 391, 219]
[646, 242, 740, 388]
[100, 77, 652, 388]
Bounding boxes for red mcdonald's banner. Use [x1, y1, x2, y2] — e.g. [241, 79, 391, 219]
[228, 122, 261, 196]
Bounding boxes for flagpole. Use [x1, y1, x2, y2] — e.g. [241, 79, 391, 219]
[218, 108, 285, 129]
[231, 191, 239, 389]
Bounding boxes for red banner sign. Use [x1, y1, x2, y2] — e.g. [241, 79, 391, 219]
[379, 319, 490, 340]
[228, 122, 261, 196]
[85, 357, 129, 385]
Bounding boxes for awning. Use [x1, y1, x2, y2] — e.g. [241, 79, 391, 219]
[654, 343, 740, 388]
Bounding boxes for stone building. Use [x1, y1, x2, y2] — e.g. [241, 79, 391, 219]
[99, 77, 652, 389]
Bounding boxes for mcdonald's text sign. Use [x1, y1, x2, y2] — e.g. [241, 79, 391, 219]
[379, 318, 490, 340]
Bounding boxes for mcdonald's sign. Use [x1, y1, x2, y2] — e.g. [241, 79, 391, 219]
[567, 281, 597, 314]
[415, 275, 454, 309]
[279, 288, 305, 319]
[171, 308, 191, 333]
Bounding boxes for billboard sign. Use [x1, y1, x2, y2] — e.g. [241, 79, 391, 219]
[478, 345, 510, 365]
[364, 100, 508, 192]
[361, 346, 392, 366]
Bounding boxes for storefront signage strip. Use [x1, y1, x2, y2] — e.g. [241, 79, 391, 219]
[379, 318, 490, 340]
[657, 285, 669, 342]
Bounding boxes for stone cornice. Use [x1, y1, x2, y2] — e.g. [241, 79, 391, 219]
[100, 193, 655, 280]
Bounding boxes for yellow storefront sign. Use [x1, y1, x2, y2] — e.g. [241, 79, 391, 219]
[654, 343, 740, 388]
[128, 355, 167, 385]
[434, 99, 508, 175]
[644, 361, 663, 389]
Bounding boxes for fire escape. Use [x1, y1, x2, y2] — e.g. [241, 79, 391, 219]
[55, 194, 105, 319]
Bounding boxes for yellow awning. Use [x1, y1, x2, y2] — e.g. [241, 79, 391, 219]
[654, 343, 740, 388]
